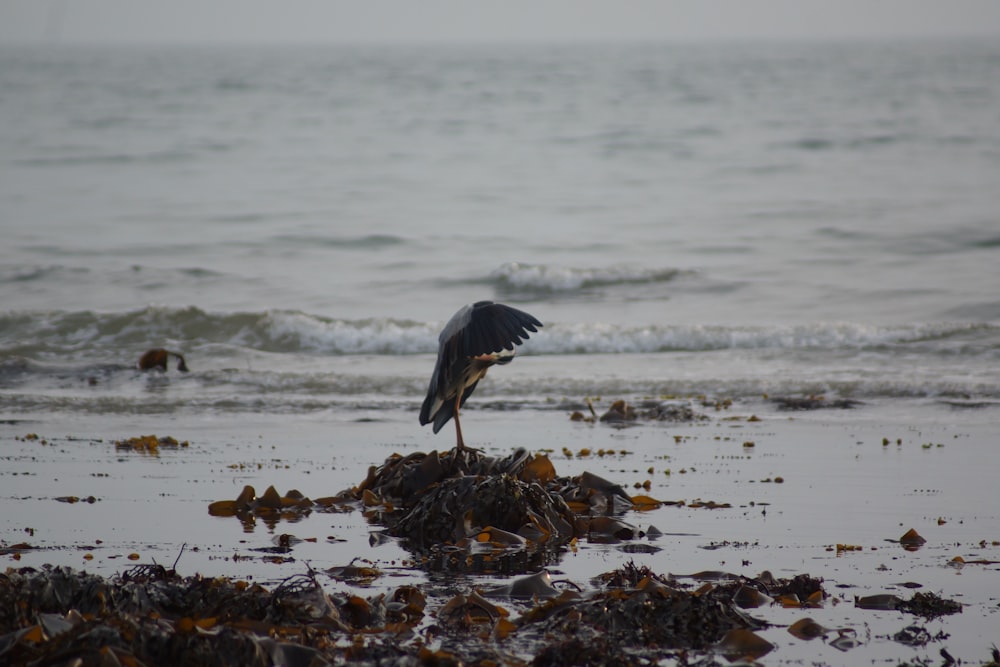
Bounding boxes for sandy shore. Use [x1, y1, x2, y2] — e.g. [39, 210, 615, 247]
[3, 399, 999, 664]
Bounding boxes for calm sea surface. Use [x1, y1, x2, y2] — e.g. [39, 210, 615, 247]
[2, 40, 999, 420]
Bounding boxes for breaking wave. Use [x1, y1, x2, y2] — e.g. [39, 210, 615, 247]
[489, 262, 683, 294]
[3, 307, 999, 411]
[1, 306, 995, 361]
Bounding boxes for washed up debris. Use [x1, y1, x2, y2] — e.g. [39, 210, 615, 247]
[856, 591, 962, 618]
[343, 447, 661, 572]
[716, 628, 775, 660]
[897, 528, 927, 548]
[751, 571, 826, 608]
[207, 447, 732, 573]
[892, 624, 943, 647]
[599, 399, 638, 423]
[517, 562, 769, 661]
[591, 563, 829, 615]
[389, 473, 578, 548]
[669, 569, 827, 610]
[355, 446, 535, 502]
[0, 559, 974, 665]
[53, 496, 98, 504]
[355, 448, 635, 522]
[642, 401, 709, 422]
[0, 564, 442, 667]
[208, 485, 323, 531]
[687, 498, 733, 509]
[948, 555, 1000, 566]
[593, 560, 665, 588]
[205, 445, 730, 577]
[438, 589, 511, 632]
[787, 617, 856, 641]
[137, 348, 189, 372]
[770, 395, 862, 410]
[484, 569, 562, 599]
[572, 399, 710, 425]
[0, 542, 38, 562]
[897, 592, 963, 618]
[732, 584, 774, 609]
[856, 593, 905, 611]
[325, 558, 383, 586]
[208, 485, 315, 516]
[114, 434, 189, 453]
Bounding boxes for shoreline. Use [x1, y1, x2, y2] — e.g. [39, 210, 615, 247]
[3, 403, 999, 663]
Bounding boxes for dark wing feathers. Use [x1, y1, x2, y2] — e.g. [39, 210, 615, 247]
[462, 302, 541, 356]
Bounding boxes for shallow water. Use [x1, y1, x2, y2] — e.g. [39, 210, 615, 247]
[4, 401, 998, 663]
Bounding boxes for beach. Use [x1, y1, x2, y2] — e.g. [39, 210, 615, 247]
[4, 396, 999, 664]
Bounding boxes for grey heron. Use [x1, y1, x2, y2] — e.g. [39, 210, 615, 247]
[419, 301, 542, 451]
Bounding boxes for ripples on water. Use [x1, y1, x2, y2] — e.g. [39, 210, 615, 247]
[1, 40, 999, 417]
[1, 306, 997, 416]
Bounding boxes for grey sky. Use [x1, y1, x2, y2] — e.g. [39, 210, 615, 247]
[3, 0, 1000, 44]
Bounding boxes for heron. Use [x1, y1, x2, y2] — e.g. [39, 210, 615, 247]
[419, 301, 542, 452]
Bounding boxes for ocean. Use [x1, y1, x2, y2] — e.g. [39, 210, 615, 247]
[2, 38, 999, 423]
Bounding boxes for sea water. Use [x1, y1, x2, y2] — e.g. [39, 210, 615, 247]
[1, 39, 999, 421]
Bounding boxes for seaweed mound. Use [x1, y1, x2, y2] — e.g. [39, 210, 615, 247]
[524, 584, 764, 652]
[337, 448, 659, 574]
[0, 564, 430, 667]
[391, 473, 578, 547]
[350, 447, 650, 571]
[206, 446, 654, 574]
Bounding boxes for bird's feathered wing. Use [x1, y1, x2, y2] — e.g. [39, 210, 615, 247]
[419, 301, 542, 432]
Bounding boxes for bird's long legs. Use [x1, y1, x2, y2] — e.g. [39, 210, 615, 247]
[452, 393, 481, 454]
[453, 393, 466, 450]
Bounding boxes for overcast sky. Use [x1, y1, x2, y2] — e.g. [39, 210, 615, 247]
[3, 0, 1000, 44]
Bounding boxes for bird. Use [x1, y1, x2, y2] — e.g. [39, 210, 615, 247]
[420, 301, 542, 452]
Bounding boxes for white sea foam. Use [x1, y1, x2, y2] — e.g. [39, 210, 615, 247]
[263, 311, 438, 355]
[490, 262, 681, 293]
[2, 307, 993, 360]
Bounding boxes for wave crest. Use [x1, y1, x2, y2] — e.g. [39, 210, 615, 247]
[490, 262, 681, 293]
[0, 306, 439, 359]
[0, 307, 994, 361]
[527, 321, 995, 354]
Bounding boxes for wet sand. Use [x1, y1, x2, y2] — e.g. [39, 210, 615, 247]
[3, 400, 999, 664]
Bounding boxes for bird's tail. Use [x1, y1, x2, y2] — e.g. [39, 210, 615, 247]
[431, 401, 454, 433]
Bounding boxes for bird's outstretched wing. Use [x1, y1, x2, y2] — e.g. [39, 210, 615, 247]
[458, 301, 542, 356]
